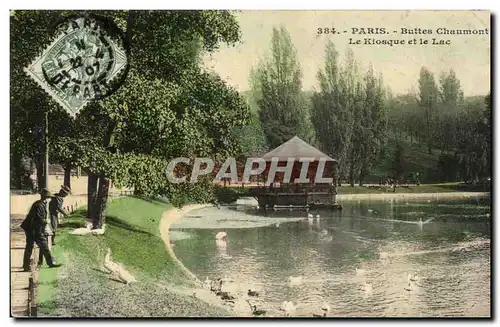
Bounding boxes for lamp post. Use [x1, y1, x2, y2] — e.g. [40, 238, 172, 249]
[44, 110, 53, 248]
[44, 110, 49, 190]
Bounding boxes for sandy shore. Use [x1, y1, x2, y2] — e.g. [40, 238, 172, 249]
[159, 203, 213, 284]
[337, 192, 489, 201]
[159, 204, 247, 315]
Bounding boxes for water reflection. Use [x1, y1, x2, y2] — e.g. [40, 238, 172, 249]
[171, 197, 490, 317]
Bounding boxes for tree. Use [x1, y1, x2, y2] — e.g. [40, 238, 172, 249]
[257, 26, 308, 148]
[357, 67, 387, 186]
[391, 142, 406, 180]
[439, 69, 464, 110]
[417, 67, 439, 154]
[11, 10, 250, 229]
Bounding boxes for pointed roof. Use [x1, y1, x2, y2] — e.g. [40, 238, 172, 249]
[261, 136, 337, 162]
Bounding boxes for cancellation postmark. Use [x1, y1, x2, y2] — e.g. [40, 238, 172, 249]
[24, 15, 129, 117]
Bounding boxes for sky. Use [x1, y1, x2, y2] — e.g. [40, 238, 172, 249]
[203, 10, 490, 96]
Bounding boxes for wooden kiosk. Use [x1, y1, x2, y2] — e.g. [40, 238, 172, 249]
[250, 136, 341, 210]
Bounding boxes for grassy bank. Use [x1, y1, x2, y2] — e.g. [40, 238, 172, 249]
[37, 196, 231, 317]
[338, 182, 490, 194]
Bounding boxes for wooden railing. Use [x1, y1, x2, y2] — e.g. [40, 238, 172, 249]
[250, 184, 337, 195]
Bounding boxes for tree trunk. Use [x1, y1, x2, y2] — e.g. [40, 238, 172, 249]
[359, 168, 365, 187]
[63, 163, 71, 189]
[93, 174, 110, 229]
[12, 152, 23, 189]
[349, 164, 355, 187]
[87, 172, 99, 219]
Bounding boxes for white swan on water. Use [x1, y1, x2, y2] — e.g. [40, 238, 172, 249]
[288, 276, 303, 286]
[361, 282, 373, 294]
[216, 231, 227, 240]
[280, 301, 296, 316]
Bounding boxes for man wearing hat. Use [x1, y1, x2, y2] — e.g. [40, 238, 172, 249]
[20, 188, 62, 271]
[48, 185, 71, 246]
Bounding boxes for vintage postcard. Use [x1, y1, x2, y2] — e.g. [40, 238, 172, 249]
[10, 10, 491, 318]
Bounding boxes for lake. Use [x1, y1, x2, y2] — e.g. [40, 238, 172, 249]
[170, 196, 491, 317]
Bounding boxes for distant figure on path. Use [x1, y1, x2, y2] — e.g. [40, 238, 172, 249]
[48, 185, 71, 245]
[20, 188, 62, 271]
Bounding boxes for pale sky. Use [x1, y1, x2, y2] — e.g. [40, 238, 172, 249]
[203, 10, 490, 96]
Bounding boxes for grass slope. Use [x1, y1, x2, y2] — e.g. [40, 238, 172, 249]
[37, 196, 230, 317]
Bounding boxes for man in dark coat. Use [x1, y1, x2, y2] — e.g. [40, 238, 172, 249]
[20, 188, 62, 271]
[48, 185, 71, 246]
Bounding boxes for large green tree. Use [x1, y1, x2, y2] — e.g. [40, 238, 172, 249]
[417, 66, 439, 154]
[11, 10, 249, 229]
[256, 26, 309, 148]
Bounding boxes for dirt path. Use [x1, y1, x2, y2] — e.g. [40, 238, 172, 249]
[10, 214, 32, 317]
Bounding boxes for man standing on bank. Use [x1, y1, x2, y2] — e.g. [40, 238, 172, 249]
[20, 188, 62, 271]
[48, 185, 71, 246]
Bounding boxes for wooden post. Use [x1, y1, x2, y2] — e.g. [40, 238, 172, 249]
[44, 111, 49, 190]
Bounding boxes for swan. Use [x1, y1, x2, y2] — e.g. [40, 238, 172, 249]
[275, 222, 280, 228]
[368, 209, 373, 213]
[288, 276, 303, 286]
[90, 224, 106, 235]
[71, 227, 92, 235]
[279, 301, 296, 316]
[218, 292, 236, 301]
[247, 289, 259, 297]
[103, 248, 136, 284]
[361, 282, 373, 294]
[247, 301, 266, 316]
[487, 213, 490, 218]
[307, 213, 313, 219]
[418, 218, 423, 225]
[316, 214, 320, 219]
[427, 200, 431, 203]
[216, 239, 227, 248]
[216, 231, 227, 240]
[313, 312, 327, 317]
[211, 278, 223, 292]
[203, 277, 212, 290]
[408, 272, 419, 283]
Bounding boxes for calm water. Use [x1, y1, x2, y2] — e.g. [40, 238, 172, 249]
[171, 197, 491, 317]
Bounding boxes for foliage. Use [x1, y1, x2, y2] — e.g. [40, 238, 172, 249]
[311, 42, 388, 185]
[11, 10, 249, 210]
[256, 26, 309, 148]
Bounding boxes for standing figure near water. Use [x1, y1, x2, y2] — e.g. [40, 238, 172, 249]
[48, 185, 71, 246]
[20, 189, 62, 271]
